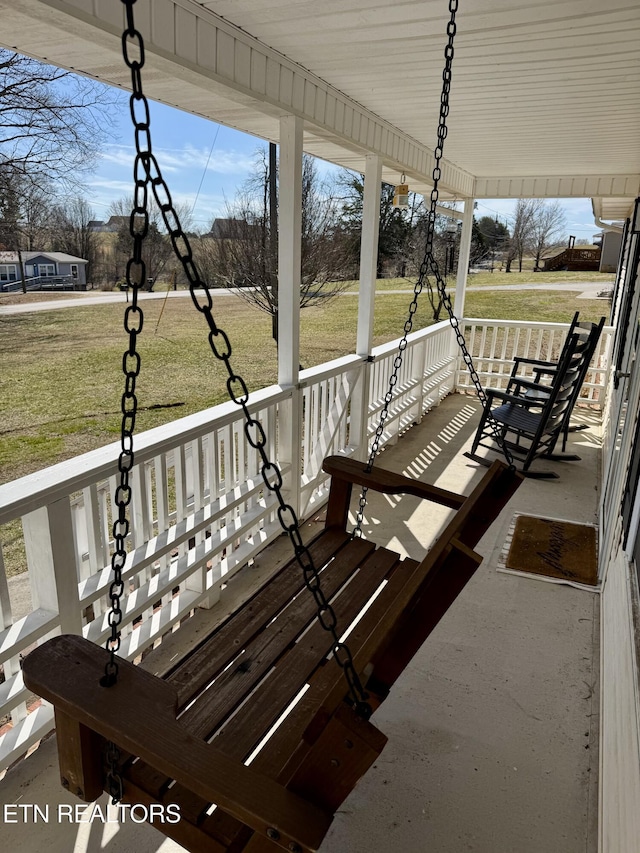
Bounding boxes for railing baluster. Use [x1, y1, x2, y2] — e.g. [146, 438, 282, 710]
[0, 542, 10, 631]
[22, 499, 82, 635]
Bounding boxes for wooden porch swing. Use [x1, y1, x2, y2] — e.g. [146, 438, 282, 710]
[23, 2, 523, 852]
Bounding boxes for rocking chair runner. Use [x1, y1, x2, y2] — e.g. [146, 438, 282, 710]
[24, 456, 522, 853]
[22, 2, 524, 851]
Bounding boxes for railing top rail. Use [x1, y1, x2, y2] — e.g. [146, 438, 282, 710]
[463, 317, 614, 334]
[298, 354, 363, 387]
[370, 319, 451, 360]
[0, 382, 291, 525]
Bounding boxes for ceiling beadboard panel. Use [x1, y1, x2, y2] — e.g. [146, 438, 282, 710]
[0, 0, 638, 203]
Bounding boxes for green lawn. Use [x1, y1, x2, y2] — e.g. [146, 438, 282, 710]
[0, 280, 611, 485]
[339, 270, 614, 291]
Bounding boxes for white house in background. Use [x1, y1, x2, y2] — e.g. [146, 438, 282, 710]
[0, 251, 88, 291]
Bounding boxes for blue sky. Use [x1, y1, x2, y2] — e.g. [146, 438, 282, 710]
[87, 94, 601, 242]
[85, 95, 260, 231]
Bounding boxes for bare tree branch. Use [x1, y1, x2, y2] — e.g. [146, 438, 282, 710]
[0, 48, 118, 192]
[193, 151, 359, 327]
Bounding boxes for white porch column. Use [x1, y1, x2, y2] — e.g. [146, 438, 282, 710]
[277, 114, 303, 386]
[453, 197, 475, 320]
[356, 155, 383, 358]
[277, 115, 304, 516]
[353, 155, 382, 459]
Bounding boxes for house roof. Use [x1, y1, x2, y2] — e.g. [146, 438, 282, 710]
[207, 218, 262, 239]
[0, 252, 88, 264]
[0, 2, 638, 219]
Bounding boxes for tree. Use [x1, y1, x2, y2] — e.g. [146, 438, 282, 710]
[529, 200, 567, 269]
[476, 215, 510, 270]
[0, 172, 58, 289]
[193, 150, 355, 330]
[49, 198, 98, 283]
[0, 49, 117, 290]
[0, 49, 116, 191]
[505, 199, 538, 272]
[0, 171, 28, 289]
[339, 172, 411, 277]
[109, 196, 193, 287]
[18, 183, 52, 251]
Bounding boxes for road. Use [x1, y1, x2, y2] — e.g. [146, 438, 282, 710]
[0, 280, 612, 315]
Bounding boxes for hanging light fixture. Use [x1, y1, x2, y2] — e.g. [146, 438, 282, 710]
[393, 174, 409, 209]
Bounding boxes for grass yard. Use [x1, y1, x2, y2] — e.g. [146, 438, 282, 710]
[465, 270, 613, 288]
[0, 282, 611, 485]
[335, 270, 614, 292]
[0, 288, 440, 485]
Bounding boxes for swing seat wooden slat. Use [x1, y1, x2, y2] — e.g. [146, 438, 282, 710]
[23, 455, 522, 853]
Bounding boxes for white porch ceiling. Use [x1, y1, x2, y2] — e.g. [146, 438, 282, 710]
[1, 0, 639, 218]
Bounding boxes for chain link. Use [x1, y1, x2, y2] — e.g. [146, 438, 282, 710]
[353, 0, 512, 536]
[110, 0, 371, 721]
[98, 0, 156, 802]
[101, 8, 150, 688]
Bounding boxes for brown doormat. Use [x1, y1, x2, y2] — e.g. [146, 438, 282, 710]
[505, 515, 598, 586]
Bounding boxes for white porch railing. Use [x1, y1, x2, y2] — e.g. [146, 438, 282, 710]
[0, 320, 455, 774]
[0, 316, 614, 774]
[456, 318, 613, 408]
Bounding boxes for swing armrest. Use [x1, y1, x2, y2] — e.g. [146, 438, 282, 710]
[323, 456, 465, 507]
[322, 455, 465, 532]
[23, 635, 331, 853]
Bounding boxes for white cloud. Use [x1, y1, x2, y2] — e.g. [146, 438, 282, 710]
[98, 148, 138, 169]
[99, 144, 255, 175]
[87, 178, 135, 194]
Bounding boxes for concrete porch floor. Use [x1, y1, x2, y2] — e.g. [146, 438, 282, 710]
[0, 393, 601, 853]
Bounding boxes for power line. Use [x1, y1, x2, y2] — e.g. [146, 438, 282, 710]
[190, 125, 221, 217]
[475, 201, 510, 221]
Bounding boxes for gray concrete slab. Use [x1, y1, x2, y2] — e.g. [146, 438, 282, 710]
[0, 394, 600, 853]
[320, 395, 600, 853]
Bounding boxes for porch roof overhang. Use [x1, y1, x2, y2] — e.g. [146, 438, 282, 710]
[1, 0, 639, 219]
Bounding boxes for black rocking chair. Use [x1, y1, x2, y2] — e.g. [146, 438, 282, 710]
[466, 323, 600, 477]
[507, 314, 605, 452]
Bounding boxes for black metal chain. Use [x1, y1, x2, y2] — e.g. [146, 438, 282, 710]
[107, 1, 371, 724]
[99, 0, 152, 803]
[353, 0, 512, 536]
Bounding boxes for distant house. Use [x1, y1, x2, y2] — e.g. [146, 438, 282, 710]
[540, 240, 601, 272]
[0, 251, 89, 291]
[87, 220, 110, 233]
[88, 216, 128, 233]
[206, 218, 262, 240]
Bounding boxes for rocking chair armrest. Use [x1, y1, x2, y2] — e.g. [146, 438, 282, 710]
[322, 455, 465, 510]
[487, 388, 547, 408]
[23, 635, 332, 852]
[512, 356, 557, 370]
[507, 375, 553, 395]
